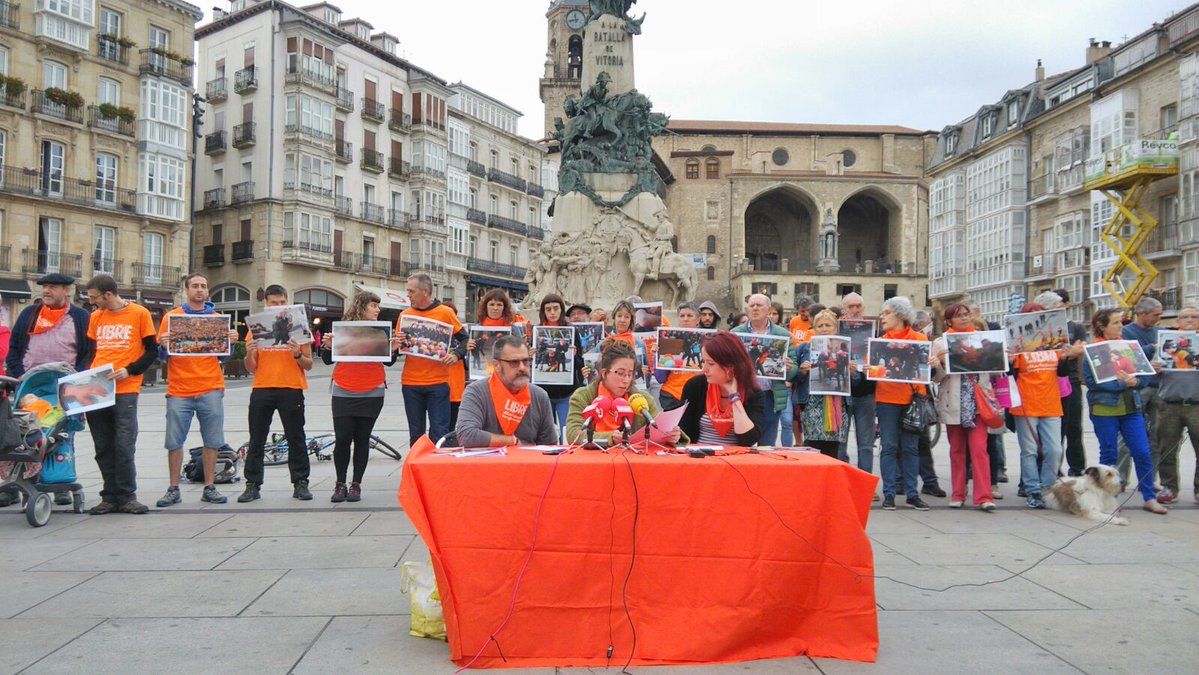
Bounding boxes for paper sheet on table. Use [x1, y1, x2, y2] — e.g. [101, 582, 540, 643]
[629, 401, 688, 444]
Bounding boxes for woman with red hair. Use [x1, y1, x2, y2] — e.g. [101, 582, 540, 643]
[677, 331, 766, 446]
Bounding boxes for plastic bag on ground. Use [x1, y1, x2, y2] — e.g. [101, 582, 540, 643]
[400, 559, 446, 640]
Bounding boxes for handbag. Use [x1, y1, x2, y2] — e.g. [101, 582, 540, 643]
[901, 386, 938, 433]
[973, 382, 1005, 430]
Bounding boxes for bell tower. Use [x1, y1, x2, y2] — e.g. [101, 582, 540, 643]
[539, 0, 588, 138]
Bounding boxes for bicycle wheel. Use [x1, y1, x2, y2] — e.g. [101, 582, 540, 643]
[370, 436, 403, 460]
[262, 442, 290, 466]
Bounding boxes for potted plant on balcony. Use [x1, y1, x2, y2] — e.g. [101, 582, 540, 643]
[97, 103, 135, 123]
[180, 57, 195, 66]
[4, 76, 25, 97]
[45, 88, 84, 109]
[117, 37, 137, 49]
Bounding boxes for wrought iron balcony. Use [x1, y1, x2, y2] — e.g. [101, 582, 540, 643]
[389, 109, 411, 132]
[23, 251, 82, 278]
[526, 182, 545, 199]
[361, 202, 385, 223]
[91, 257, 123, 282]
[204, 130, 227, 154]
[466, 257, 527, 280]
[131, 263, 181, 288]
[0, 88, 24, 110]
[388, 157, 410, 179]
[282, 240, 333, 256]
[203, 188, 224, 210]
[0, 165, 136, 213]
[361, 97, 385, 123]
[284, 66, 336, 94]
[284, 123, 333, 142]
[413, 118, 446, 133]
[331, 249, 354, 272]
[206, 78, 227, 102]
[335, 87, 354, 111]
[232, 240, 254, 262]
[529, 226, 547, 241]
[231, 181, 254, 205]
[232, 122, 255, 148]
[466, 159, 486, 177]
[335, 139, 353, 163]
[234, 66, 257, 93]
[390, 258, 411, 278]
[466, 207, 487, 225]
[203, 243, 225, 267]
[31, 90, 84, 124]
[388, 209, 410, 229]
[487, 167, 527, 192]
[0, 1, 19, 30]
[1147, 286, 1182, 311]
[356, 253, 390, 276]
[488, 213, 528, 236]
[97, 35, 129, 65]
[139, 50, 193, 86]
[89, 106, 135, 136]
[411, 165, 446, 181]
[334, 195, 353, 216]
[283, 179, 333, 199]
[361, 149, 384, 173]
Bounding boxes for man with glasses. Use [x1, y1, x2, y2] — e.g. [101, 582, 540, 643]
[838, 293, 878, 477]
[1154, 305, 1199, 504]
[455, 335, 560, 447]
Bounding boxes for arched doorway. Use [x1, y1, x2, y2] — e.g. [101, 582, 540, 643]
[212, 285, 250, 336]
[837, 190, 897, 273]
[745, 187, 815, 272]
[294, 288, 345, 335]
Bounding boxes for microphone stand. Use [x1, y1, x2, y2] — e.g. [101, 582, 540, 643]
[582, 422, 606, 452]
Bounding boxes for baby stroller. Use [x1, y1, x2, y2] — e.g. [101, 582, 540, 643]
[0, 363, 86, 527]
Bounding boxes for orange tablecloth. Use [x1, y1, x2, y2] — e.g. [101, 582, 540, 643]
[399, 439, 880, 668]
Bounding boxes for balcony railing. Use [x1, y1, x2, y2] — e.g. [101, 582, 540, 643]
[411, 165, 446, 181]
[361, 97, 385, 122]
[390, 258, 411, 277]
[527, 183, 545, 198]
[1057, 164, 1086, 193]
[466, 257, 527, 280]
[389, 110, 411, 132]
[131, 262, 181, 287]
[139, 50, 193, 86]
[283, 240, 334, 255]
[232, 240, 254, 262]
[232, 122, 255, 148]
[1030, 173, 1054, 201]
[488, 167, 527, 192]
[96, 35, 129, 65]
[413, 118, 446, 133]
[1146, 224, 1180, 255]
[388, 157, 410, 179]
[356, 253, 390, 276]
[284, 66, 335, 94]
[22, 251, 82, 278]
[0, 165, 135, 213]
[411, 255, 445, 274]
[203, 188, 224, 210]
[335, 139, 353, 163]
[1148, 286, 1182, 311]
[331, 249, 354, 272]
[234, 66, 257, 93]
[204, 130, 227, 154]
[529, 226, 547, 241]
[466, 207, 487, 225]
[334, 195, 352, 216]
[388, 209, 410, 229]
[203, 243, 225, 267]
[488, 213, 528, 236]
[284, 123, 333, 142]
[335, 87, 354, 111]
[361, 148, 384, 173]
[0, 88, 24, 110]
[466, 160, 486, 177]
[91, 257, 123, 282]
[283, 179, 333, 199]
[0, 1, 19, 30]
[89, 106, 135, 136]
[31, 90, 84, 124]
[361, 202, 385, 223]
[231, 181, 254, 204]
[206, 78, 227, 101]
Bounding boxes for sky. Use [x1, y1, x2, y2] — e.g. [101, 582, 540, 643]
[201, 0, 1191, 139]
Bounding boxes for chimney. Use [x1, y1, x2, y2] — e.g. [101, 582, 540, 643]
[1086, 38, 1114, 65]
[1035, 59, 1044, 82]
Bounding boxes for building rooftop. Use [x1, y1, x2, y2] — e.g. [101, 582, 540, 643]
[667, 119, 932, 137]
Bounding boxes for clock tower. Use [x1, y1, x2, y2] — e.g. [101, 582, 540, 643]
[539, 0, 588, 138]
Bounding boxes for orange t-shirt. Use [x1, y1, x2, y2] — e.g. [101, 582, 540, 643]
[88, 302, 157, 395]
[252, 345, 308, 390]
[400, 303, 463, 386]
[1011, 351, 1063, 417]
[448, 360, 466, 402]
[661, 370, 699, 401]
[333, 362, 386, 393]
[789, 316, 811, 346]
[160, 309, 226, 398]
[874, 326, 928, 406]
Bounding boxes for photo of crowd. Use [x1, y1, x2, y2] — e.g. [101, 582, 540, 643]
[1085, 340, 1155, 384]
[331, 322, 394, 363]
[468, 326, 512, 380]
[1157, 330, 1199, 370]
[866, 338, 932, 384]
[58, 365, 117, 415]
[735, 332, 791, 381]
[837, 319, 877, 366]
[656, 327, 714, 372]
[399, 315, 453, 362]
[809, 335, 852, 396]
[945, 329, 1008, 375]
[246, 304, 313, 350]
[532, 326, 576, 386]
[166, 314, 231, 357]
[1004, 308, 1070, 353]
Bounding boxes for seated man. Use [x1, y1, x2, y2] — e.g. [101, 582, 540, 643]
[455, 336, 560, 447]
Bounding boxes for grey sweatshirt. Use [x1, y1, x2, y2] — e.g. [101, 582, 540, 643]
[1157, 371, 1199, 403]
[454, 378, 561, 448]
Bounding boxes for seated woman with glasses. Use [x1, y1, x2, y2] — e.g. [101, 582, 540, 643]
[677, 331, 765, 447]
[566, 338, 685, 447]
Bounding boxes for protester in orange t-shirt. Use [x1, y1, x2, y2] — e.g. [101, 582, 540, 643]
[154, 273, 240, 508]
[874, 296, 931, 511]
[83, 273, 158, 515]
[442, 300, 468, 431]
[238, 284, 315, 504]
[398, 273, 466, 447]
[789, 295, 814, 346]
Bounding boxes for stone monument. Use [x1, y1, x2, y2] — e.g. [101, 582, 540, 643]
[526, 0, 696, 309]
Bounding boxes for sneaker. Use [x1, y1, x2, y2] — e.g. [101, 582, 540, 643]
[54, 493, 72, 506]
[156, 486, 181, 508]
[88, 500, 118, 515]
[118, 500, 149, 514]
[906, 497, 931, 511]
[1026, 494, 1046, 509]
[1017, 485, 1027, 498]
[347, 482, 362, 502]
[921, 484, 947, 498]
[948, 500, 964, 508]
[237, 484, 261, 503]
[331, 482, 348, 503]
[293, 480, 312, 501]
[201, 485, 227, 504]
[980, 501, 997, 512]
[997, 470, 1009, 483]
[881, 496, 896, 510]
[1156, 488, 1176, 505]
[992, 486, 1004, 500]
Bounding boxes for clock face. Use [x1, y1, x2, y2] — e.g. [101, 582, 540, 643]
[566, 9, 586, 30]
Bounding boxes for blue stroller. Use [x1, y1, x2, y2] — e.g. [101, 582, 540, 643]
[0, 363, 86, 527]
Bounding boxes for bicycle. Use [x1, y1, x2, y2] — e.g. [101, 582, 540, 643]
[239, 433, 403, 466]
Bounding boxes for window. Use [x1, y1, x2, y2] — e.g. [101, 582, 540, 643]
[771, 148, 789, 166]
[38, 218, 62, 271]
[490, 149, 499, 169]
[509, 200, 517, 219]
[469, 141, 478, 162]
[285, 36, 334, 84]
[36, 0, 95, 49]
[945, 132, 958, 155]
[705, 158, 719, 179]
[685, 159, 699, 179]
[510, 158, 519, 177]
[529, 206, 538, 229]
[143, 232, 164, 280]
[93, 225, 116, 272]
[706, 235, 716, 254]
[140, 79, 187, 148]
[449, 222, 468, 255]
[0, 130, 5, 181]
[0, 46, 7, 77]
[1161, 104, 1179, 132]
[283, 152, 333, 195]
[489, 194, 498, 215]
[284, 94, 334, 138]
[98, 78, 120, 106]
[95, 153, 118, 203]
[138, 153, 185, 220]
[1007, 99, 1020, 127]
[981, 113, 995, 138]
[510, 244, 518, 267]
[98, 8, 120, 37]
[706, 266, 715, 281]
[284, 211, 333, 251]
[43, 60, 68, 89]
[842, 149, 856, 168]
[363, 237, 375, 262]
[41, 140, 65, 196]
[837, 283, 861, 297]
[489, 240, 498, 262]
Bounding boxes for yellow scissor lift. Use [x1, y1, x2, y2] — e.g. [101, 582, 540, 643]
[1084, 137, 1180, 309]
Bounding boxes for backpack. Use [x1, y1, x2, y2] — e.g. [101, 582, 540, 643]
[182, 444, 242, 484]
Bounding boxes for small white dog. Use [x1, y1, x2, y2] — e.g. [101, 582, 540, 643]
[1044, 465, 1128, 526]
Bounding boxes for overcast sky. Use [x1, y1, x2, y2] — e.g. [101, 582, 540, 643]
[205, 0, 1190, 138]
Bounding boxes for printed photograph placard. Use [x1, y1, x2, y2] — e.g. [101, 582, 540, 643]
[58, 364, 116, 416]
[633, 302, 663, 332]
[1004, 309, 1070, 354]
[655, 327, 715, 372]
[331, 321, 394, 362]
[246, 304, 313, 349]
[399, 315, 453, 362]
[165, 314, 231, 357]
[1157, 330, 1199, 371]
[945, 330, 1009, 375]
[575, 321, 605, 381]
[809, 335, 852, 396]
[736, 332, 791, 381]
[837, 319, 877, 366]
[468, 325, 512, 380]
[1085, 340, 1156, 384]
[532, 325, 576, 386]
[866, 338, 932, 384]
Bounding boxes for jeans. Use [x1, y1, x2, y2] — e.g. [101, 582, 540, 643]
[1013, 415, 1062, 496]
[775, 396, 795, 447]
[401, 383, 451, 446]
[840, 393, 876, 472]
[898, 426, 939, 488]
[1091, 413, 1156, 502]
[759, 391, 781, 446]
[1151, 401, 1199, 495]
[878, 402, 919, 499]
[164, 390, 225, 450]
[1061, 381, 1086, 475]
[1117, 386, 1158, 486]
[244, 388, 308, 486]
[948, 422, 992, 505]
[551, 396, 571, 443]
[86, 393, 139, 505]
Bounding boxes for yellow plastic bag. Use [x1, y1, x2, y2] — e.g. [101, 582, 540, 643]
[400, 560, 446, 640]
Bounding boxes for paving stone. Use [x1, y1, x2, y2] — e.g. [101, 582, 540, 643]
[35, 537, 256, 571]
[196, 512, 368, 538]
[216, 535, 412, 570]
[1018, 563, 1199, 611]
[20, 570, 286, 618]
[870, 532, 1082, 567]
[0, 510, 91, 539]
[47, 513, 233, 539]
[0, 618, 104, 672]
[873, 564, 1085, 611]
[0, 538, 98, 571]
[351, 511, 418, 536]
[243, 567, 409, 617]
[1047, 528, 1199, 564]
[0, 571, 99, 619]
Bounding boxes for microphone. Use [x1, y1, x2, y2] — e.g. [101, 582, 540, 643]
[627, 393, 657, 428]
[612, 397, 635, 436]
[580, 395, 612, 450]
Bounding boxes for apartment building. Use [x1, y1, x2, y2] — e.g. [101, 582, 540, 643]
[0, 0, 202, 321]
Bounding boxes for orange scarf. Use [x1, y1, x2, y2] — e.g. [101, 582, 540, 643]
[31, 305, 68, 335]
[482, 317, 512, 327]
[594, 382, 623, 432]
[488, 374, 530, 436]
[706, 383, 735, 437]
[609, 331, 634, 346]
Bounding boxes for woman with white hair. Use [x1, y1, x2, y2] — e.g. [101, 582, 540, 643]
[876, 296, 931, 511]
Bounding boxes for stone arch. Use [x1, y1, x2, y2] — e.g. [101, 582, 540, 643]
[744, 185, 818, 272]
[835, 186, 902, 273]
